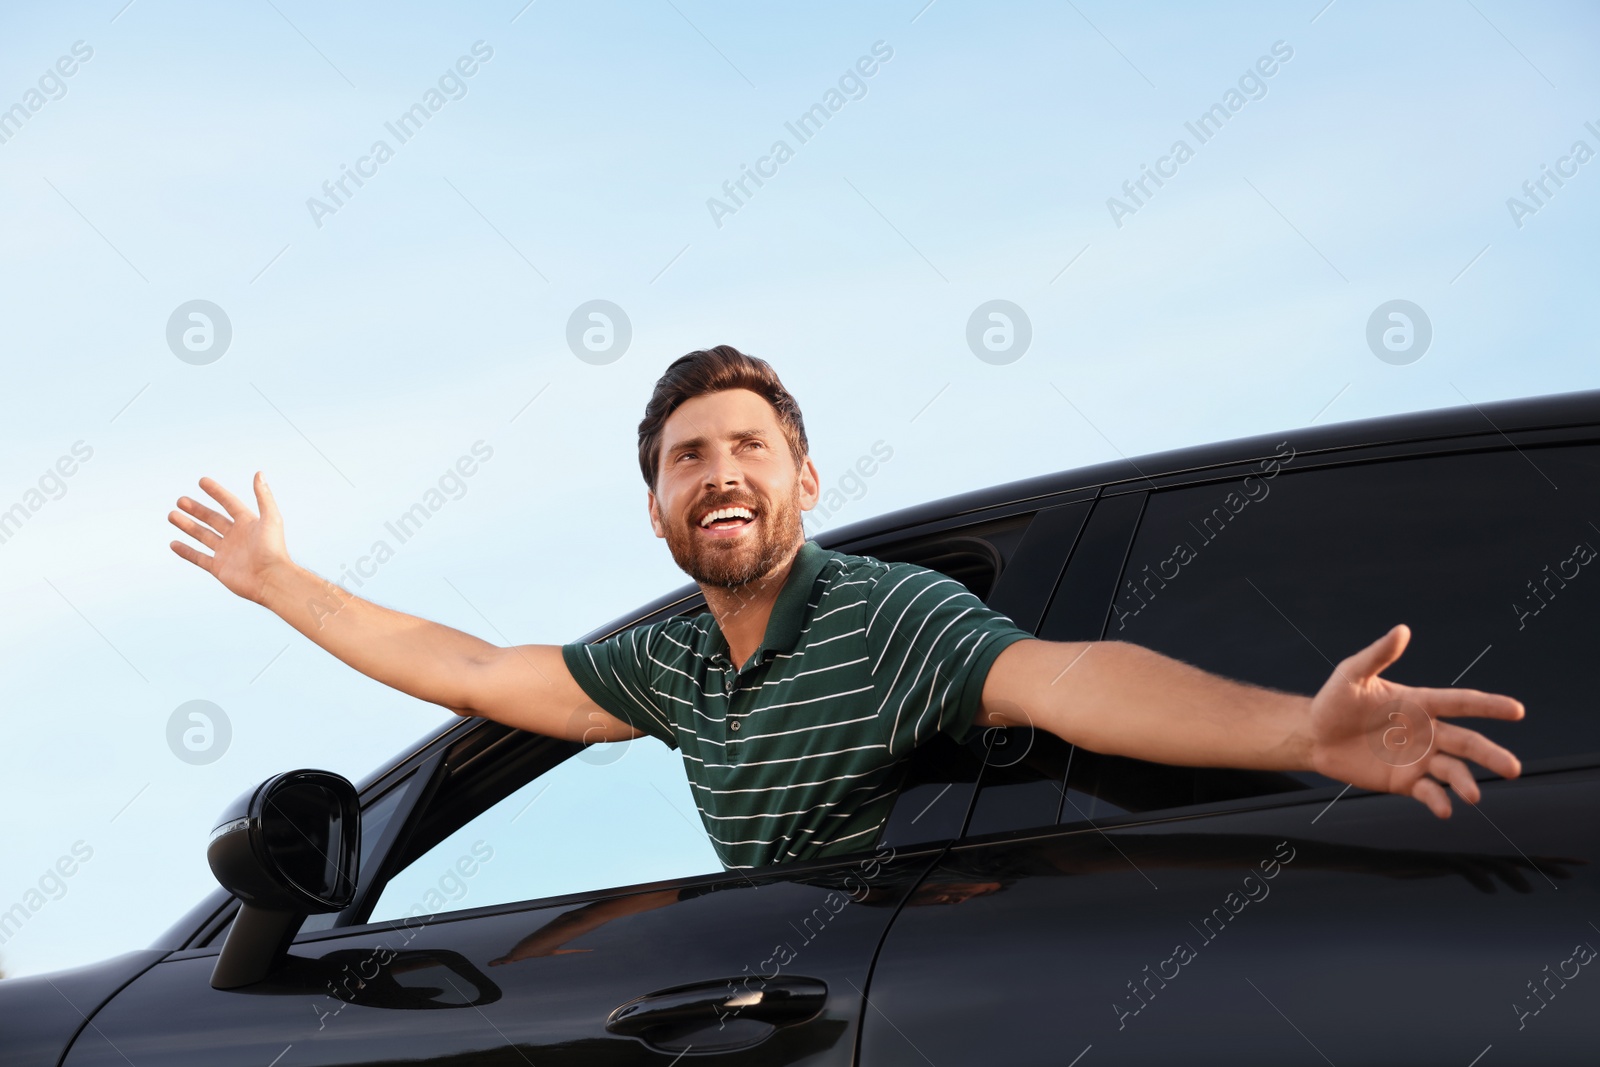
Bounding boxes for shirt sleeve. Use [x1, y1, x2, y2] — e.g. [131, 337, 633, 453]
[863, 562, 1035, 755]
[561, 622, 679, 749]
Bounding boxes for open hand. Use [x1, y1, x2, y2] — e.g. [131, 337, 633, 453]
[1308, 624, 1524, 818]
[168, 472, 290, 605]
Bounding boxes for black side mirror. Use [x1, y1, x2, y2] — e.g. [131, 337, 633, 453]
[206, 769, 360, 990]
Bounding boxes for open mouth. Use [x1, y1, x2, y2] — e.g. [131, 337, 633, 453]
[697, 504, 757, 535]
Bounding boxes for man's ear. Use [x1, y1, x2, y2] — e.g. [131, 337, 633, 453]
[798, 455, 821, 512]
[647, 489, 665, 539]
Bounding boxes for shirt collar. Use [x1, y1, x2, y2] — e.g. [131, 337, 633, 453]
[706, 539, 833, 669]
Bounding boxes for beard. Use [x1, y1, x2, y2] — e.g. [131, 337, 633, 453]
[662, 478, 804, 589]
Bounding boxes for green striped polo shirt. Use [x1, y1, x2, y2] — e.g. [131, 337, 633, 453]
[561, 539, 1036, 871]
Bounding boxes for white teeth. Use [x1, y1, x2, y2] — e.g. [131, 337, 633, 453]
[700, 506, 755, 527]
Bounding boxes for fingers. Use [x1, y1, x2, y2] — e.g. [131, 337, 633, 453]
[168, 509, 221, 551]
[1435, 720, 1522, 780]
[1426, 752, 1480, 805]
[1407, 685, 1524, 722]
[1341, 624, 1411, 681]
[176, 494, 232, 534]
[1413, 745, 1508, 819]
[253, 471, 280, 523]
[199, 475, 254, 522]
[1403, 725, 1522, 820]
[1410, 775, 1452, 819]
[169, 540, 214, 572]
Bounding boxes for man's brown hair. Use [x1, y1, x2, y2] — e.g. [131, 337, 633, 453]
[638, 345, 809, 491]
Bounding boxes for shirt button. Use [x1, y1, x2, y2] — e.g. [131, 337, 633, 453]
[730, 720, 740, 732]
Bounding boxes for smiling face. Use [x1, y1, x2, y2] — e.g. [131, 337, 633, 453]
[647, 388, 820, 589]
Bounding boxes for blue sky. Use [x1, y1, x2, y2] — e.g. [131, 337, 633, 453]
[1, 0, 1595, 979]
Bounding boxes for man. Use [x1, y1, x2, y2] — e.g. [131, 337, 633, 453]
[168, 345, 1525, 874]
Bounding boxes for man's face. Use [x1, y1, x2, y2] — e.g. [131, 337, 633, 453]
[648, 388, 820, 589]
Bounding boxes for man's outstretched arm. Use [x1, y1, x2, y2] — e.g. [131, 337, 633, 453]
[976, 629, 1525, 819]
[167, 472, 642, 743]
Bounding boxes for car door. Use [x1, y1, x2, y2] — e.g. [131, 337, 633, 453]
[60, 706, 956, 1067]
[861, 440, 1600, 1065]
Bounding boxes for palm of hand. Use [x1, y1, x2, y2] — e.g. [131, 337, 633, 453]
[1308, 624, 1524, 818]
[168, 472, 290, 605]
[213, 504, 283, 602]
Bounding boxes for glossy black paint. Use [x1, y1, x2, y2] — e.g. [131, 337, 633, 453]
[64, 848, 944, 1066]
[0, 950, 166, 1067]
[861, 772, 1599, 1065]
[2, 387, 1595, 1066]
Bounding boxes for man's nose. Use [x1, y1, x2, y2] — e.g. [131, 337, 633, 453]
[704, 448, 743, 488]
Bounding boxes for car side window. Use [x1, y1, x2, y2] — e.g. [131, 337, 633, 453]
[977, 444, 1600, 835]
[361, 724, 721, 926]
[1104, 443, 1600, 776]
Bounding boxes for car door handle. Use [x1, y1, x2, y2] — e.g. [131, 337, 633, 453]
[606, 976, 828, 1053]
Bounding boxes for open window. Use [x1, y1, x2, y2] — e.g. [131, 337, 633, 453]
[340, 511, 1053, 916]
[352, 722, 724, 928]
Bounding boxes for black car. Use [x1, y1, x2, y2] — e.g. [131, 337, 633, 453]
[6, 388, 1597, 1065]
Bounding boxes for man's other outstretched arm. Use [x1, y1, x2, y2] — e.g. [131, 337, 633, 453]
[168, 471, 642, 743]
[977, 631, 1524, 820]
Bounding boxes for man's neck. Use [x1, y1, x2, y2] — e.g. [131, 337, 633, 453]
[702, 539, 803, 671]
